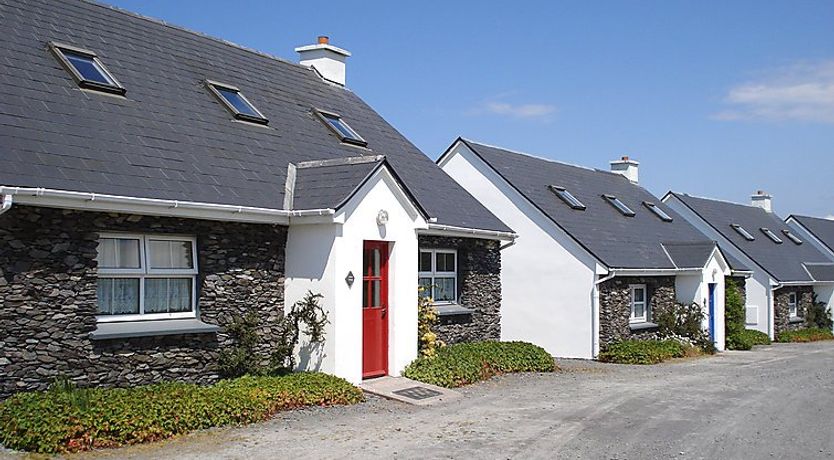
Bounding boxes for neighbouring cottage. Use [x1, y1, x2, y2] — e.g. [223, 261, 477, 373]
[438, 139, 731, 358]
[0, 0, 514, 397]
[663, 191, 834, 338]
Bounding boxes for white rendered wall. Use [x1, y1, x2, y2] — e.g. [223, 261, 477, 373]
[813, 284, 834, 333]
[440, 142, 599, 359]
[285, 167, 424, 384]
[664, 195, 774, 338]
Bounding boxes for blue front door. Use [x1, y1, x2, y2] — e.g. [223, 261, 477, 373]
[708, 283, 716, 341]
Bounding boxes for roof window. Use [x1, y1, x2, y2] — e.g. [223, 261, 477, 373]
[761, 228, 783, 244]
[731, 224, 755, 241]
[316, 110, 367, 146]
[549, 185, 585, 210]
[50, 43, 125, 95]
[602, 195, 635, 217]
[207, 81, 268, 125]
[643, 201, 673, 222]
[782, 229, 803, 245]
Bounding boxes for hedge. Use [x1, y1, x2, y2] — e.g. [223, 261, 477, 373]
[402, 341, 556, 388]
[0, 372, 362, 454]
[726, 329, 772, 350]
[598, 340, 686, 365]
[776, 328, 834, 343]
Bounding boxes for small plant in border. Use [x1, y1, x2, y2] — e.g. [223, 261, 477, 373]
[417, 287, 445, 358]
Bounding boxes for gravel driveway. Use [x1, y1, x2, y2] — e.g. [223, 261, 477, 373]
[7, 342, 834, 459]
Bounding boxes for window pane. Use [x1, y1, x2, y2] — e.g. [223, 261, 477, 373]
[97, 238, 141, 269]
[419, 252, 432, 272]
[148, 239, 193, 269]
[216, 87, 260, 117]
[97, 278, 140, 315]
[64, 51, 114, 85]
[436, 253, 455, 273]
[633, 288, 645, 303]
[145, 278, 192, 314]
[323, 113, 360, 141]
[434, 277, 456, 302]
[418, 277, 432, 297]
[633, 303, 644, 318]
[363, 280, 382, 308]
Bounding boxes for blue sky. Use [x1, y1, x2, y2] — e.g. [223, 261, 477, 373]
[107, 0, 834, 218]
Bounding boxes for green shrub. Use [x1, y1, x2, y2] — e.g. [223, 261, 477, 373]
[655, 301, 714, 353]
[804, 294, 833, 331]
[598, 340, 686, 365]
[776, 328, 834, 343]
[726, 329, 771, 350]
[402, 341, 555, 388]
[0, 373, 362, 454]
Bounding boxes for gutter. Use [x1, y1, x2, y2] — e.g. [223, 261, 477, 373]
[0, 186, 334, 224]
[0, 194, 12, 216]
[421, 223, 517, 241]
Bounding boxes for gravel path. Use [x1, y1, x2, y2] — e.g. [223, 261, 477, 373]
[5, 342, 834, 459]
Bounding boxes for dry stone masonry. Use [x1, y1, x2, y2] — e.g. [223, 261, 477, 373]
[0, 205, 288, 397]
[774, 286, 814, 334]
[418, 236, 501, 345]
[598, 276, 677, 347]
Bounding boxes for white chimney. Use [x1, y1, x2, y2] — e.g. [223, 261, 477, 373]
[751, 190, 773, 213]
[295, 36, 351, 86]
[610, 156, 639, 184]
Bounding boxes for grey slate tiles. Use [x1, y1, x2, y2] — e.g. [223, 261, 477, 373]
[669, 193, 834, 282]
[790, 215, 834, 256]
[0, 0, 509, 233]
[460, 140, 716, 270]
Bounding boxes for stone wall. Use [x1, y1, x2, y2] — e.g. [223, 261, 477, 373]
[774, 286, 814, 334]
[0, 205, 287, 397]
[598, 276, 677, 347]
[418, 236, 501, 345]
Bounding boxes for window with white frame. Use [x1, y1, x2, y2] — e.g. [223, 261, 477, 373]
[630, 284, 648, 323]
[788, 292, 798, 318]
[418, 249, 457, 303]
[96, 233, 198, 321]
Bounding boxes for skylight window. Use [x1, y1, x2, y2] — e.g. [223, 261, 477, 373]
[548, 185, 585, 210]
[782, 229, 803, 245]
[50, 43, 124, 95]
[602, 195, 635, 217]
[316, 110, 367, 146]
[206, 81, 268, 125]
[731, 224, 755, 241]
[761, 228, 783, 244]
[643, 201, 673, 222]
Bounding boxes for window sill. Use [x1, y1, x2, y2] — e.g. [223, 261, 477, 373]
[789, 317, 804, 324]
[90, 319, 219, 340]
[629, 321, 659, 331]
[435, 304, 474, 316]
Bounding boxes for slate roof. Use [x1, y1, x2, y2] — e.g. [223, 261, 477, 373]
[789, 215, 834, 255]
[458, 140, 717, 270]
[804, 264, 834, 283]
[661, 242, 718, 270]
[0, 0, 509, 233]
[668, 193, 834, 283]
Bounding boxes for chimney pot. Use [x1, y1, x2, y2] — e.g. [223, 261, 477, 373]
[610, 156, 640, 184]
[295, 36, 351, 86]
[751, 190, 773, 213]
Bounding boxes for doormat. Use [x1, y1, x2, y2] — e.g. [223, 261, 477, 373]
[392, 386, 443, 400]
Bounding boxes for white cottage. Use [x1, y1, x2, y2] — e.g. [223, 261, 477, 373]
[438, 139, 730, 358]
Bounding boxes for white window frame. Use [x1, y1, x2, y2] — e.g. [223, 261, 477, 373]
[418, 249, 458, 305]
[788, 292, 799, 318]
[629, 284, 648, 323]
[96, 232, 198, 323]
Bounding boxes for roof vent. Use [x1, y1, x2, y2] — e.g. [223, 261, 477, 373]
[295, 35, 351, 86]
[751, 190, 772, 213]
[610, 156, 639, 184]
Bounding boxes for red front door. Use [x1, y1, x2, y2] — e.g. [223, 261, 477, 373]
[362, 241, 389, 379]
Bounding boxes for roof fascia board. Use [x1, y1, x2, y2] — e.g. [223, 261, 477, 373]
[1, 186, 334, 225]
[662, 192, 779, 281]
[446, 138, 607, 269]
[419, 224, 516, 241]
